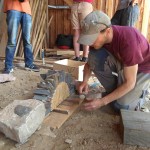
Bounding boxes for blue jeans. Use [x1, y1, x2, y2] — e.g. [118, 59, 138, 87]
[5, 10, 33, 71]
[111, 4, 139, 26]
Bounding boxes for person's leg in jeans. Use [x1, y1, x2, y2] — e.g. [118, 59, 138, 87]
[21, 13, 33, 67]
[4, 10, 21, 72]
[121, 4, 139, 26]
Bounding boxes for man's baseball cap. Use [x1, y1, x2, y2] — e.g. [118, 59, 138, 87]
[78, 11, 111, 46]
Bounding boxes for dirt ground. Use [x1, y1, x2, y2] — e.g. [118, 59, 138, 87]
[0, 61, 150, 150]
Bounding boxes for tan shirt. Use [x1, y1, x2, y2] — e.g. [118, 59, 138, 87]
[3, 0, 31, 15]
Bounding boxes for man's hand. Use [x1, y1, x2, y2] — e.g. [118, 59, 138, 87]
[78, 82, 89, 94]
[82, 98, 105, 111]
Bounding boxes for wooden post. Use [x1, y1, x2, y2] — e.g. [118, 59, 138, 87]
[63, 0, 73, 6]
[141, 0, 150, 37]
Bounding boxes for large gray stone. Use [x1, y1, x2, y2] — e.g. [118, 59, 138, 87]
[0, 99, 46, 144]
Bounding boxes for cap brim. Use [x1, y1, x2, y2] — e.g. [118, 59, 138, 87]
[78, 33, 99, 46]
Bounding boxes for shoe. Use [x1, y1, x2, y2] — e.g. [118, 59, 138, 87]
[73, 57, 81, 61]
[3, 68, 14, 74]
[25, 64, 40, 72]
[81, 57, 88, 62]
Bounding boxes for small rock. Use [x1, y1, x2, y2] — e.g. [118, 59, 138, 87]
[79, 95, 85, 100]
[65, 139, 72, 144]
[23, 90, 29, 94]
[48, 129, 56, 138]
[36, 126, 56, 138]
[82, 139, 87, 145]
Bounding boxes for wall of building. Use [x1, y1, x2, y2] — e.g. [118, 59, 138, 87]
[48, 0, 150, 48]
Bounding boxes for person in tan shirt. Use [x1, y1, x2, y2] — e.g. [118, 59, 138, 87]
[71, 0, 93, 62]
[3, 0, 39, 74]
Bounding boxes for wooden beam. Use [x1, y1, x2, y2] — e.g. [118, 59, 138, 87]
[44, 99, 83, 129]
[63, 0, 73, 6]
[141, 0, 150, 37]
[0, 56, 55, 64]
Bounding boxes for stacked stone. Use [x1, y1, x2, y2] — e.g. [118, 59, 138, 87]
[33, 70, 75, 115]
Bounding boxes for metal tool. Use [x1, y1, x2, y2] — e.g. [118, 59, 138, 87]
[48, 5, 70, 9]
[41, 49, 45, 65]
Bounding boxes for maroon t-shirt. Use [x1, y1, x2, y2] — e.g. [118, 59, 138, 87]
[104, 25, 150, 73]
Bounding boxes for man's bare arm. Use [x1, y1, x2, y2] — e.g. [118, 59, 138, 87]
[102, 64, 138, 105]
[83, 65, 138, 111]
[83, 63, 92, 83]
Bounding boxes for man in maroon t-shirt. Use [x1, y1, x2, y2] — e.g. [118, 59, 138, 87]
[77, 11, 150, 112]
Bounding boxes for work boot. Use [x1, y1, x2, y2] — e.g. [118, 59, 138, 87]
[81, 57, 88, 62]
[25, 64, 40, 72]
[3, 68, 14, 74]
[73, 57, 81, 61]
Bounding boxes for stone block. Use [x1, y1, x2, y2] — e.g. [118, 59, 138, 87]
[121, 109, 150, 147]
[0, 99, 46, 144]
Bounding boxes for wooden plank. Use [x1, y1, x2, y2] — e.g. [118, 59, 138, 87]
[53, 108, 70, 114]
[0, 56, 55, 64]
[34, 15, 53, 59]
[53, 59, 85, 81]
[50, 82, 70, 110]
[63, 0, 73, 6]
[44, 100, 83, 129]
[97, 0, 101, 10]
[46, 0, 50, 48]
[45, 48, 83, 56]
[141, 0, 150, 37]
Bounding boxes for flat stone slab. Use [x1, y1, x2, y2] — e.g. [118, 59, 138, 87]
[0, 74, 16, 83]
[34, 89, 51, 96]
[33, 95, 50, 102]
[0, 99, 46, 144]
